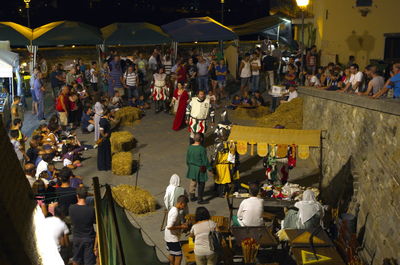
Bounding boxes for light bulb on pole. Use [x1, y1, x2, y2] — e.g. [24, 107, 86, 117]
[24, 0, 31, 28]
[296, 0, 309, 83]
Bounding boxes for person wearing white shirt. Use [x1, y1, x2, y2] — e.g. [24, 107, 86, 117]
[25, 163, 37, 187]
[250, 52, 262, 92]
[281, 86, 298, 104]
[341, 64, 363, 93]
[44, 207, 70, 253]
[36, 153, 52, 178]
[89, 62, 98, 92]
[164, 195, 188, 265]
[234, 183, 264, 227]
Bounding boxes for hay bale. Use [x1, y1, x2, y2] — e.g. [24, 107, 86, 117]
[112, 184, 156, 214]
[110, 131, 135, 153]
[114, 107, 141, 126]
[258, 98, 303, 129]
[233, 106, 271, 120]
[112, 152, 133, 175]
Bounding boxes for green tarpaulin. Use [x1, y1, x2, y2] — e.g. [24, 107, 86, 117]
[102, 23, 171, 45]
[32, 21, 103, 46]
[230, 16, 284, 36]
[99, 186, 167, 265]
[0, 22, 31, 46]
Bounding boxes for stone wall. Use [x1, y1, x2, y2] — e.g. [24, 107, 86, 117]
[299, 87, 400, 264]
[0, 121, 39, 265]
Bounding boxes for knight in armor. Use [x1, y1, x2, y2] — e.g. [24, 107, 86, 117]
[185, 90, 215, 143]
[151, 67, 169, 113]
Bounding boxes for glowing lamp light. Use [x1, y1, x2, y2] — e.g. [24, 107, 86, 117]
[72, 45, 76, 48]
[24, 0, 31, 8]
[296, 0, 309, 8]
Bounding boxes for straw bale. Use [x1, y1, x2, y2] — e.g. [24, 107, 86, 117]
[233, 106, 271, 120]
[110, 131, 135, 153]
[112, 152, 133, 175]
[112, 184, 156, 214]
[114, 106, 141, 126]
[257, 98, 303, 129]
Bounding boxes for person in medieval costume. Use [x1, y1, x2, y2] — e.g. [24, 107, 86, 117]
[213, 140, 240, 197]
[186, 90, 215, 144]
[151, 67, 169, 113]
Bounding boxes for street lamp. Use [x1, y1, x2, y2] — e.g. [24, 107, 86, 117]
[24, 0, 31, 28]
[220, 0, 224, 24]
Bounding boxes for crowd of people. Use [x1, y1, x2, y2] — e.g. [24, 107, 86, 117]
[7, 41, 400, 265]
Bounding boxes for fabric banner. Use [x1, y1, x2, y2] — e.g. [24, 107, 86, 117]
[237, 141, 248, 155]
[298, 145, 310, 160]
[99, 186, 168, 265]
[257, 142, 268, 157]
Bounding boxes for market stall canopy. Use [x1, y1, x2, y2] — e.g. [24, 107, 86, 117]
[32, 21, 103, 46]
[161, 17, 237, 42]
[228, 125, 321, 157]
[0, 50, 19, 78]
[0, 22, 32, 46]
[230, 15, 293, 45]
[102, 22, 171, 45]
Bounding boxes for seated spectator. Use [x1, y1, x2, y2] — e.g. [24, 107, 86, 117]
[36, 151, 53, 177]
[129, 96, 138, 107]
[340, 64, 363, 93]
[46, 162, 58, 181]
[61, 144, 84, 169]
[69, 187, 97, 265]
[241, 91, 252, 107]
[26, 137, 40, 164]
[10, 118, 27, 144]
[305, 72, 321, 87]
[254, 91, 265, 106]
[111, 90, 123, 109]
[358, 65, 385, 97]
[81, 107, 95, 134]
[227, 95, 241, 110]
[59, 166, 83, 188]
[32, 179, 48, 216]
[372, 63, 400, 99]
[281, 189, 323, 230]
[136, 95, 150, 110]
[233, 183, 263, 227]
[281, 85, 298, 104]
[283, 66, 297, 87]
[10, 129, 25, 166]
[56, 170, 77, 217]
[322, 72, 341, 91]
[189, 207, 218, 265]
[43, 206, 70, 262]
[339, 68, 351, 88]
[25, 162, 36, 187]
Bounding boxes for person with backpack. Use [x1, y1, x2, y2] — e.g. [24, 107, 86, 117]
[189, 207, 218, 265]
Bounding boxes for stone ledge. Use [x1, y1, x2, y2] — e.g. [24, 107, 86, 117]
[298, 87, 400, 116]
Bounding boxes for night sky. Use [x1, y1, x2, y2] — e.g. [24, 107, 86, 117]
[1, 0, 270, 28]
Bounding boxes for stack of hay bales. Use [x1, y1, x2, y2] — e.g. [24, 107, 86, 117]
[110, 131, 135, 153]
[114, 107, 141, 126]
[233, 106, 271, 120]
[111, 131, 135, 175]
[257, 97, 303, 129]
[112, 184, 156, 214]
[112, 152, 133, 175]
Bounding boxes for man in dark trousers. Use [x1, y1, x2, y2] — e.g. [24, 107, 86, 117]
[185, 133, 212, 204]
[69, 187, 97, 265]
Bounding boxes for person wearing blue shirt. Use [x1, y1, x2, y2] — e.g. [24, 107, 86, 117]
[34, 72, 46, 120]
[215, 60, 227, 101]
[81, 107, 94, 133]
[372, 63, 400, 99]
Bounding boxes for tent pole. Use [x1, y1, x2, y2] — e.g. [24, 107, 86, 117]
[92, 177, 106, 265]
[277, 23, 280, 45]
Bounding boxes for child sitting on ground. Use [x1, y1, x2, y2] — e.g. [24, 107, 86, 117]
[281, 85, 298, 103]
[136, 95, 150, 110]
[241, 91, 253, 107]
[129, 96, 138, 107]
[227, 95, 241, 110]
[111, 90, 123, 109]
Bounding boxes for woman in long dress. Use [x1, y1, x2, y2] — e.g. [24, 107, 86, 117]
[172, 82, 189, 131]
[97, 110, 112, 171]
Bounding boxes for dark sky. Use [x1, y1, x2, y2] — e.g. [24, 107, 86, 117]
[1, 0, 270, 28]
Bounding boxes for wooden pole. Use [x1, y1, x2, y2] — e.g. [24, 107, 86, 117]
[92, 177, 105, 265]
[134, 153, 141, 190]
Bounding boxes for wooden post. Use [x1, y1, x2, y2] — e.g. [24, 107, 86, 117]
[134, 153, 141, 190]
[92, 177, 105, 265]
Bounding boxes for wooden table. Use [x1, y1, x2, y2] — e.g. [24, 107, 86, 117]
[291, 247, 345, 265]
[231, 226, 278, 248]
[181, 243, 195, 265]
[285, 229, 334, 248]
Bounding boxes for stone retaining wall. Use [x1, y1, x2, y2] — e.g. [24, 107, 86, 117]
[299, 87, 400, 264]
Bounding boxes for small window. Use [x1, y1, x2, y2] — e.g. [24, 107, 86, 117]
[384, 36, 400, 61]
[356, 0, 373, 7]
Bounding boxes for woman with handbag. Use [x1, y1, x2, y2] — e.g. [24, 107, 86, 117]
[189, 207, 218, 265]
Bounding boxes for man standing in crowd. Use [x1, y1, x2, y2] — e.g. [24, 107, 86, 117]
[90, 62, 98, 92]
[164, 195, 188, 265]
[44, 207, 70, 262]
[49, 64, 65, 97]
[186, 133, 212, 204]
[306, 45, 318, 74]
[69, 187, 97, 265]
[239, 53, 251, 96]
[56, 169, 77, 218]
[372, 63, 400, 99]
[34, 71, 46, 121]
[66, 67, 77, 86]
[233, 183, 264, 227]
[11, 96, 23, 123]
[215, 59, 227, 101]
[123, 65, 139, 100]
[262, 51, 277, 91]
[187, 58, 198, 94]
[30, 67, 39, 115]
[341, 64, 363, 93]
[196, 57, 210, 92]
[250, 52, 261, 93]
[186, 90, 215, 143]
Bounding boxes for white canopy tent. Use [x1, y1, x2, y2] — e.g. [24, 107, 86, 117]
[0, 48, 22, 98]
